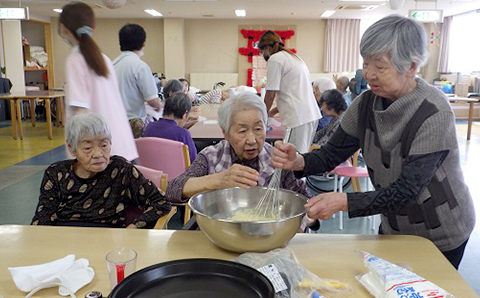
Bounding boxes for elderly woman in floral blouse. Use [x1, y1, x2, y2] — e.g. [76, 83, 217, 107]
[31, 113, 171, 228]
[166, 92, 310, 203]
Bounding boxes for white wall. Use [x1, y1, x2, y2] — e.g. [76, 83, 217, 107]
[184, 19, 326, 79]
[2, 20, 25, 93]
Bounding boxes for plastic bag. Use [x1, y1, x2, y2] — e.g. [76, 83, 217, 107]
[356, 251, 456, 298]
[232, 248, 353, 298]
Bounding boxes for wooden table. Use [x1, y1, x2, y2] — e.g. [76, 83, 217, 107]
[449, 96, 480, 141]
[188, 104, 286, 142]
[0, 225, 477, 298]
[0, 90, 65, 140]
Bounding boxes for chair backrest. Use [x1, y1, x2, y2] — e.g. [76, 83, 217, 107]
[135, 165, 168, 192]
[126, 165, 170, 228]
[135, 137, 191, 182]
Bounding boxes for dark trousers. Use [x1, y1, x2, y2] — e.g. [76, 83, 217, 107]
[379, 225, 468, 269]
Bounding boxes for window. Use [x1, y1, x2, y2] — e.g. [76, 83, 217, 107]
[448, 11, 480, 73]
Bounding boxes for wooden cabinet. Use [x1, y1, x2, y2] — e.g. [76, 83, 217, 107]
[21, 20, 55, 89]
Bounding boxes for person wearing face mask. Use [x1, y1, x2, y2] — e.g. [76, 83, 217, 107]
[113, 24, 162, 138]
[258, 31, 321, 154]
[59, 1, 137, 162]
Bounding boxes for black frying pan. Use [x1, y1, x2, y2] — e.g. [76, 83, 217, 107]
[109, 258, 275, 298]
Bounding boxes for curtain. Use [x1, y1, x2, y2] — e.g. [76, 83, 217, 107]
[324, 19, 360, 72]
[437, 16, 452, 73]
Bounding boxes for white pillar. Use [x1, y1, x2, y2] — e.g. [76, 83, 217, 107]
[1, 20, 25, 93]
[163, 18, 185, 79]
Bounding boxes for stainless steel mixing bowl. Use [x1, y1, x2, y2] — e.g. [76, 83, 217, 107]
[188, 186, 308, 253]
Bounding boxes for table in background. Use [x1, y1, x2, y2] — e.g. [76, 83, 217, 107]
[189, 104, 286, 142]
[0, 95, 19, 139]
[0, 225, 477, 298]
[449, 96, 480, 140]
[0, 91, 65, 140]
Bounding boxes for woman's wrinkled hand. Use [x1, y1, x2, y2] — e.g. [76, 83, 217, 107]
[304, 192, 348, 220]
[218, 164, 259, 189]
[272, 141, 303, 171]
[183, 116, 199, 129]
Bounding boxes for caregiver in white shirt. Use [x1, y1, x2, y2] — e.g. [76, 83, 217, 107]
[259, 30, 321, 153]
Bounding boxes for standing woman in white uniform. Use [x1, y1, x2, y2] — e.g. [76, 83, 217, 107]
[259, 31, 321, 153]
[59, 1, 137, 161]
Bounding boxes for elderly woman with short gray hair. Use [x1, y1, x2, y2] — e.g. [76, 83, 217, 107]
[272, 15, 475, 268]
[31, 113, 171, 228]
[166, 92, 310, 204]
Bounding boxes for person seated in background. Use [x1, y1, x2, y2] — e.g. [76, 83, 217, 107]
[166, 92, 311, 203]
[144, 92, 198, 163]
[162, 79, 198, 129]
[179, 78, 201, 104]
[312, 89, 348, 146]
[163, 79, 186, 99]
[31, 113, 171, 228]
[200, 88, 232, 104]
[335, 76, 353, 106]
[113, 23, 162, 139]
[312, 78, 336, 130]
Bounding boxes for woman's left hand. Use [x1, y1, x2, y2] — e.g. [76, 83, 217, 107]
[304, 192, 348, 220]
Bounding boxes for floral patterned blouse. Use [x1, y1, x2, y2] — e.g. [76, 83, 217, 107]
[31, 156, 171, 228]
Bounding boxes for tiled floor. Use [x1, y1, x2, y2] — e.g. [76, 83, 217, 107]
[0, 122, 479, 294]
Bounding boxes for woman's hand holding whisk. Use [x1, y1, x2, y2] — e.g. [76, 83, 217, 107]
[304, 192, 348, 220]
[217, 164, 259, 189]
[271, 141, 305, 171]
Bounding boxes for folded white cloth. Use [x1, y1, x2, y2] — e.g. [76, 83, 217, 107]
[9, 254, 95, 297]
[204, 120, 218, 125]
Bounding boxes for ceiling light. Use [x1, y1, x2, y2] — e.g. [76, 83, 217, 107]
[144, 9, 163, 17]
[53, 9, 62, 13]
[235, 10, 246, 17]
[321, 10, 336, 17]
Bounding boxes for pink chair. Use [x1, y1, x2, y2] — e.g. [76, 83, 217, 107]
[135, 165, 168, 192]
[129, 165, 176, 229]
[135, 137, 192, 224]
[135, 137, 191, 182]
[332, 150, 375, 230]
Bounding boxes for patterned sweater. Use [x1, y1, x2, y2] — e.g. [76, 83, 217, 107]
[32, 156, 171, 228]
[166, 140, 311, 203]
[299, 78, 475, 252]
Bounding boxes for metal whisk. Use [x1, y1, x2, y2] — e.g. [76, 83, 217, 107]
[254, 127, 292, 219]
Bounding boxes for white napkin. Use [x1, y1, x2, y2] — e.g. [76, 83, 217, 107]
[9, 254, 95, 296]
[204, 120, 218, 125]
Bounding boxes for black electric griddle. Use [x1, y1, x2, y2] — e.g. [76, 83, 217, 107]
[108, 258, 275, 298]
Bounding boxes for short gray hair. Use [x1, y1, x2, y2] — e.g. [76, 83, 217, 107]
[163, 79, 184, 99]
[218, 92, 267, 136]
[313, 78, 336, 94]
[360, 15, 427, 73]
[66, 113, 112, 151]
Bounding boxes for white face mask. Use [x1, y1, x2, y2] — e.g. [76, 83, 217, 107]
[138, 51, 144, 58]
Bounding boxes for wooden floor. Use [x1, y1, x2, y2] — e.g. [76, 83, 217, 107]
[0, 121, 65, 170]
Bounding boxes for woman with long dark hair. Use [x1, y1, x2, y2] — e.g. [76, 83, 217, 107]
[59, 1, 137, 161]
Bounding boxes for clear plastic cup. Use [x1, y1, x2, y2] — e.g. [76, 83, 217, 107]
[106, 247, 137, 289]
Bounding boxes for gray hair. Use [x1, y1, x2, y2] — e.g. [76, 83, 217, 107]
[163, 79, 184, 99]
[218, 92, 268, 136]
[360, 14, 427, 73]
[313, 78, 336, 94]
[66, 113, 112, 151]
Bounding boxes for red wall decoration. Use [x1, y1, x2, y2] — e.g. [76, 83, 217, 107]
[238, 29, 296, 87]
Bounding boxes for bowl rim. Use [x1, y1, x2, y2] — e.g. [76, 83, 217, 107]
[188, 186, 308, 223]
